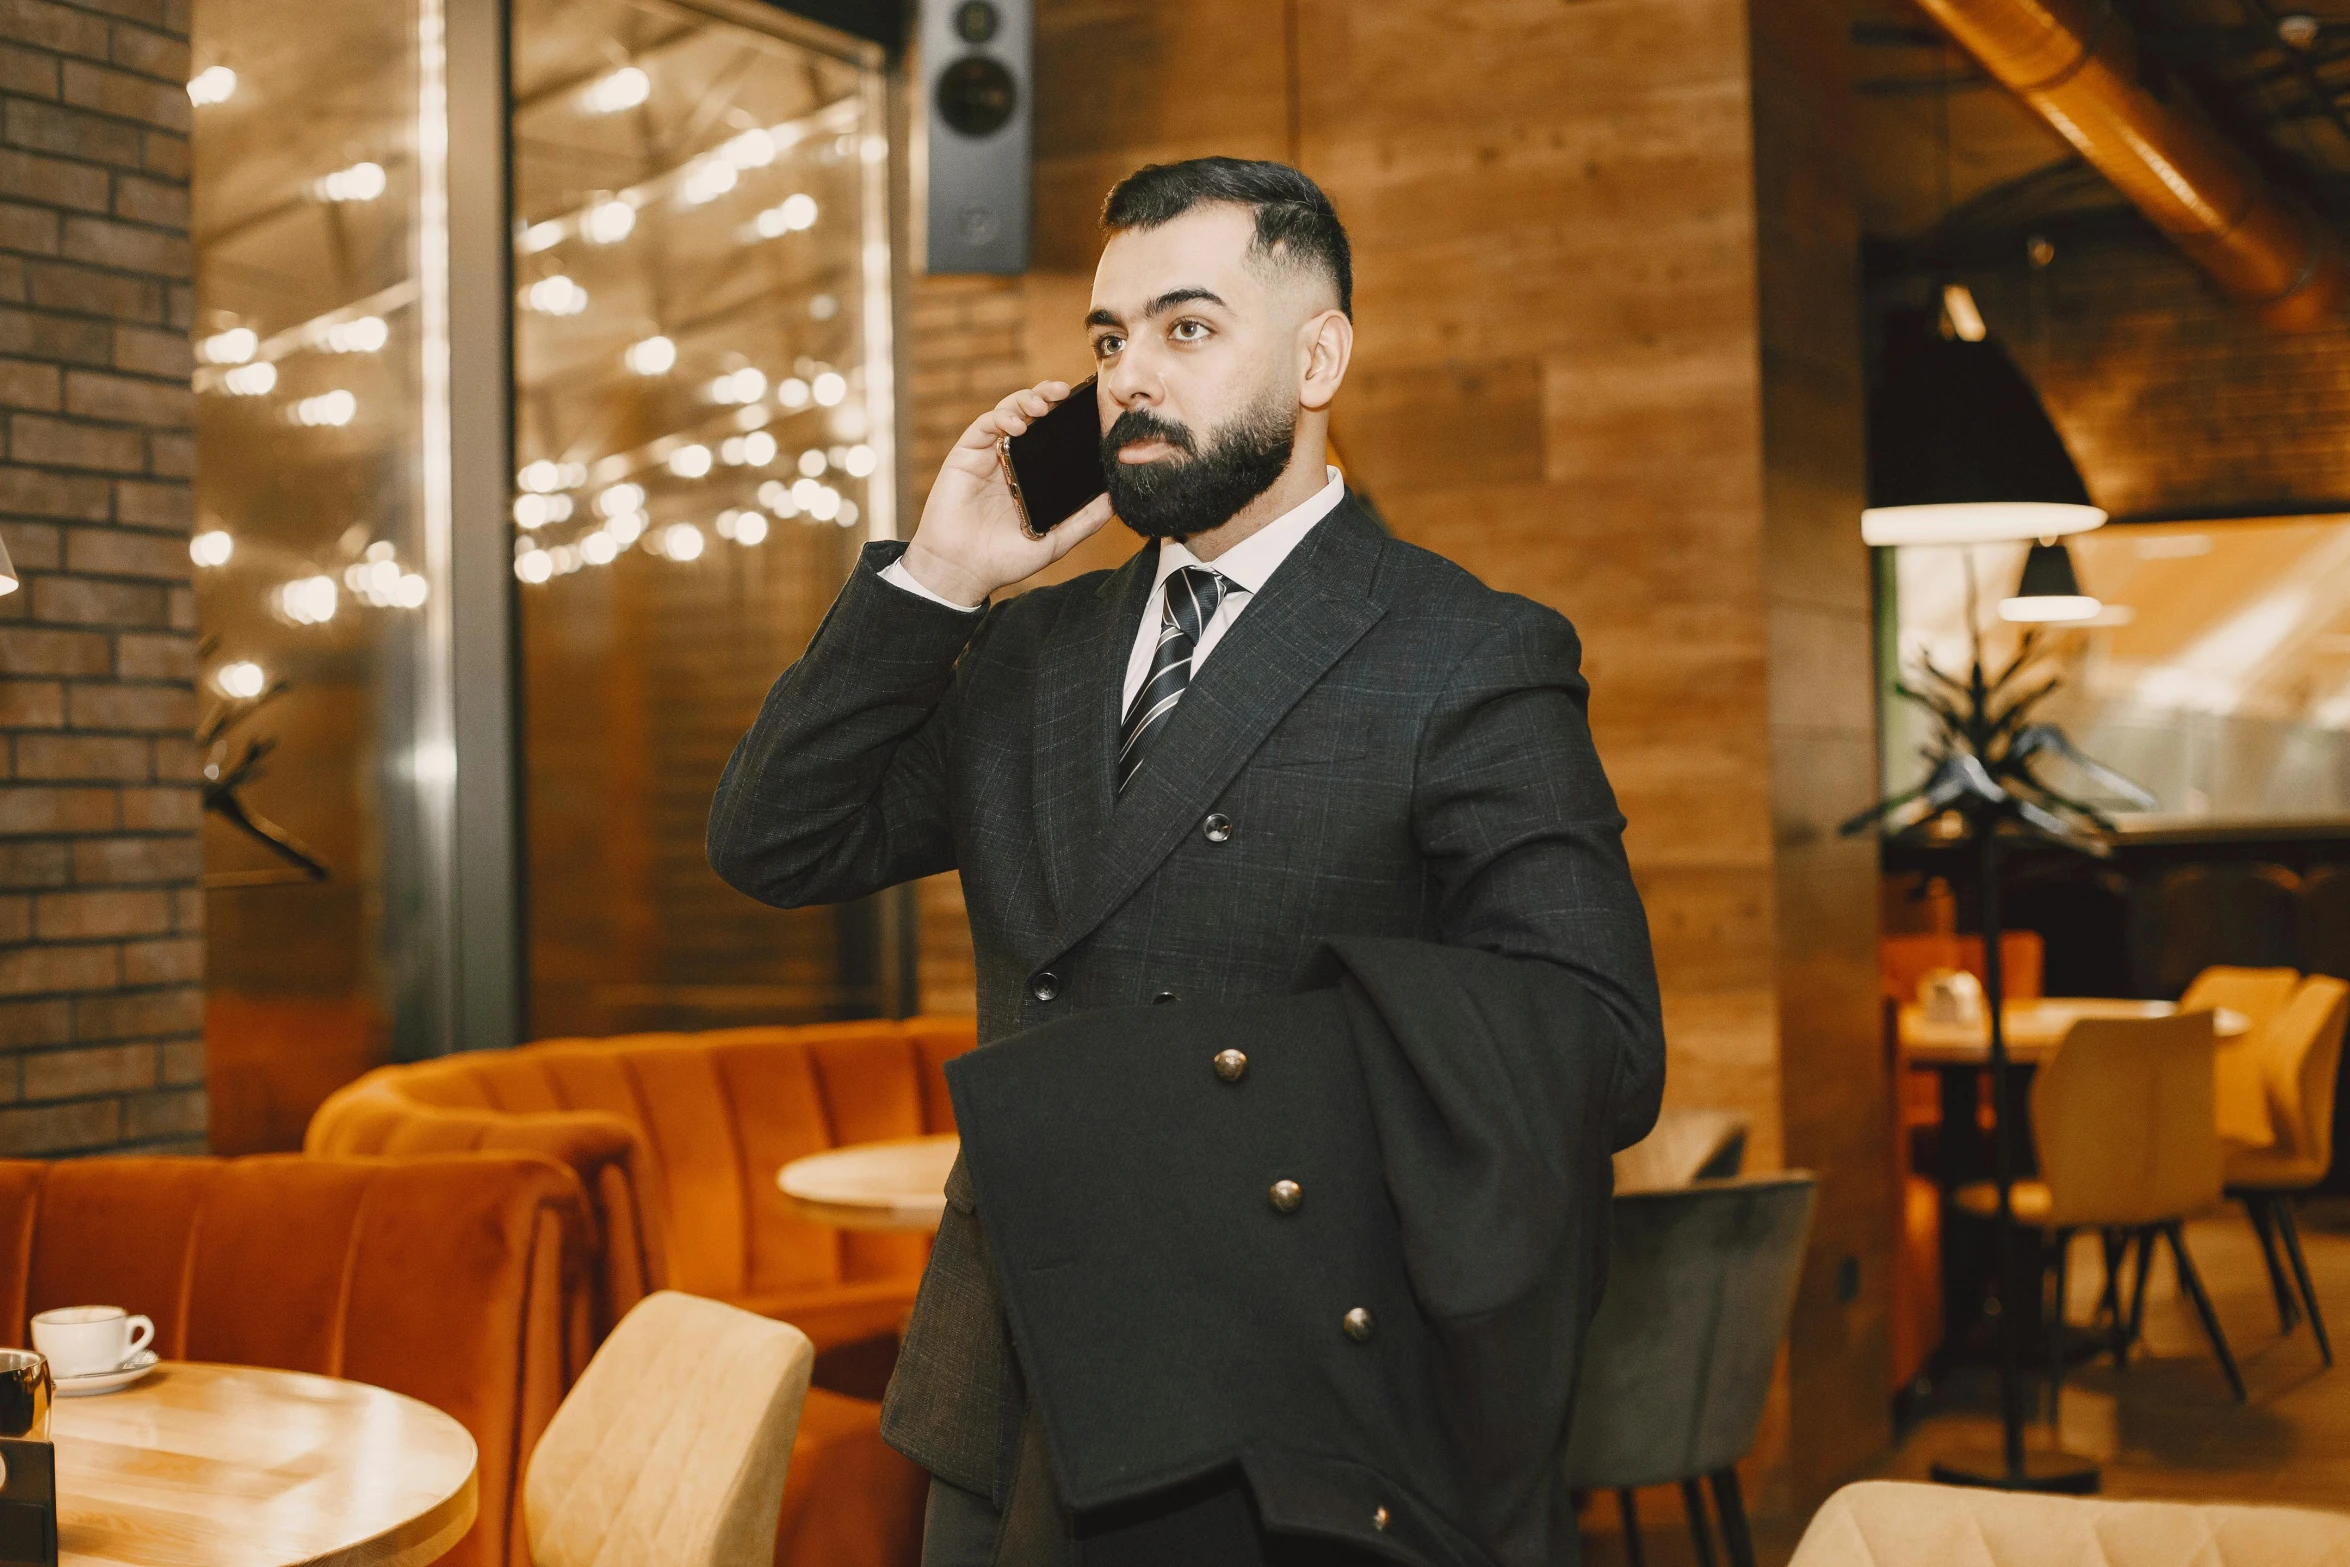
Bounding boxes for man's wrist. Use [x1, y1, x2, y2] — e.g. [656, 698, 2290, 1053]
[899, 539, 997, 610]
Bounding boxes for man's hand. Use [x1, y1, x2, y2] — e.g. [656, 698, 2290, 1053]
[900, 380, 1116, 607]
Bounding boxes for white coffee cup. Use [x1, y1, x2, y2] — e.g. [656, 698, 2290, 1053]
[30, 1306, 152, 1378]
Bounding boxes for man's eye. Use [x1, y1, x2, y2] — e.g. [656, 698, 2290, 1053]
[1092, 335, 1123, 358]
[1172, 319, 1208, 341]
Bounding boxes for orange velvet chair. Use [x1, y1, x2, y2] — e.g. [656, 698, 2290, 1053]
[306, 1018, 977, 1567]
[0, 1153, 594, 1567]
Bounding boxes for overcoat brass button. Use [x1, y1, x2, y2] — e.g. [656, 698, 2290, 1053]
[1030, 971, 1060, 1002]
[1269, 1180, 1302, 1214]
[1213, 1048, 1248, 1082]
[1153, 990, 1177, 1005]
[1343, 1307, 1375, 1342]
[1202, 812, 1233, 843]
[1373, 1507, 1391, 1531]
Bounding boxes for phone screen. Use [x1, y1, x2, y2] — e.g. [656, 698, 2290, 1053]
[1002, 377, 1107, 537]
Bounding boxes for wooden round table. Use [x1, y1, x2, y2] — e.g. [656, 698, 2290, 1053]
[1898, 996, 2248, 1064]
[778, 1134, 960, 1233]
[52, 1361, 477, 1567]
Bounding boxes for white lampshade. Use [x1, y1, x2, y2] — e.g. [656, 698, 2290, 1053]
[1860, 501, 2105, 548]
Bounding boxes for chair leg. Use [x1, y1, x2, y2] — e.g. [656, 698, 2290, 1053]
[1616, 1488, 1645, 1567]
[2164, 1220, 2248, 1403]
[1710, 1469, 1756, 1567]
[2098, 1229, 2129, 1365]
[1680, 1478, 1718, 1567]
[2126, 1226, 2156, 1357]
[2272, 1196, 2334, 1369]
[2047, 1227, 2073, 1427]
[2243, 1193, 2302, 1333]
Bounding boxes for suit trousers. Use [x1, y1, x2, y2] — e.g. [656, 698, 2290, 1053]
[919, 1403, 1383, 1567]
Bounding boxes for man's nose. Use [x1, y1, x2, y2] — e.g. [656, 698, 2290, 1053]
[1102, 351, 1159, 409]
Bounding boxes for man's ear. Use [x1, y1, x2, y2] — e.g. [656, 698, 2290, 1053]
[1298, 309, 1353, 413]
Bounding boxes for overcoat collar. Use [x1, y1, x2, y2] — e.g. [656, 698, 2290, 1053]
[1030, 495, 1391, 964]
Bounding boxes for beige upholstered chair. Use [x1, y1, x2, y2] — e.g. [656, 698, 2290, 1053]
[2225, 973, 2349, 1367]
[2184, 964, 2301, 1145]
[526, 1291, 816, 1567]
[1955, 1011, 2243, 1406]
[1611, 1106, 1748, 1193]
[1788, 1480, 2350, 1567]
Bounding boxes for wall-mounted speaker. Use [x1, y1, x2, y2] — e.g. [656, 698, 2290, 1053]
[917, 0, 1031, 274]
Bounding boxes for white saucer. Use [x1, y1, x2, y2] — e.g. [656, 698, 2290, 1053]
[55, 1350, 158, 1397]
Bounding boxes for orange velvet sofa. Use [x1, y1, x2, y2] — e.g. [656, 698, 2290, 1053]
[0, 1153, 593, 1567]
[306, 1017, 978, 1567]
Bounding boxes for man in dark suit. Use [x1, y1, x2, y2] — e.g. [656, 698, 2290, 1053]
[709, 158, 1663, 1566]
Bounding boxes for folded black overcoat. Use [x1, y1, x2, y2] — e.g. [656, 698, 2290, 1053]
[948, 934, 1651, 1567]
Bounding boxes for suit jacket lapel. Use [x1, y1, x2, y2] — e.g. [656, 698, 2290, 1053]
[1031, 542, 1158, 921]
[1041, 499, 1391, 965]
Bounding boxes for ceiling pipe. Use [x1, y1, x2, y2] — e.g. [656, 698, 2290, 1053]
[1912, 0, 2348, 328]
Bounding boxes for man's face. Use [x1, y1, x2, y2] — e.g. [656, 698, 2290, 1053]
[1086, 204, 1307, 538]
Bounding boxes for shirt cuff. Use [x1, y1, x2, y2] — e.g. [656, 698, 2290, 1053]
[879, 556, 984, 613]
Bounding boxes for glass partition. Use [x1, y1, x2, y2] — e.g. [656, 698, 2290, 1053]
[1885, 517, 2350, 827]
[509, 0, 896, 1036]
[191, 0, 448, 1146]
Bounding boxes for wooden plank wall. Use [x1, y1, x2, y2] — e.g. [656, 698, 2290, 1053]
[904, 0, 1889, 1498]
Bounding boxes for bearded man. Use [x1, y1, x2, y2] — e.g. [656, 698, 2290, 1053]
[710, 158, 1663, 1567]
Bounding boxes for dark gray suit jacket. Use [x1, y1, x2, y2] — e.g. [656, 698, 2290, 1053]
[707, 495, 1664, 1501]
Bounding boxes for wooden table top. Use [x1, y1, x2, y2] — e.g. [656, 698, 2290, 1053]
[1899, 997, 2248, 1065]
[778, 1134, 960, 1233]
[52, 1361, 477, 1567]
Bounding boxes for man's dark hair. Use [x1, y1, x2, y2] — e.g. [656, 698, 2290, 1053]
[1101, 158, 1352, 319]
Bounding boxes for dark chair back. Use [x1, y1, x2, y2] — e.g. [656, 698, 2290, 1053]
[1561, 1174, 1816, 1488]
[2131, 863, 2300, 1000]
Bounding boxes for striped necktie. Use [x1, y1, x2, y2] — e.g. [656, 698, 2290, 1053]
[1117, 566, 1230, 794]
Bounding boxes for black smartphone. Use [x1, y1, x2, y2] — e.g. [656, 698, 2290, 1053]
[999, 376, 1107, 539]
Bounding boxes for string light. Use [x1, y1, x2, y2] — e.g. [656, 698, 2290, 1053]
[199, 326, 256, 364]
[312, 161, 387, 203]
[522, 275, 588, 315]
[797, 449, 825, 477]
[680, 159, 738, 206]
[663, 523, 704, 560]
[214, 659, 266, 698]
[221, 362, 276, 396]
[777, 377, 810, 409]
[743, 431, 777, 466]
[722, 128, 776, 168]
[293, 389, 357, 427]
[515, 548, 553, 583]
[843, 444, 877, 477]
[758, 480, 796, 517]
[604, 511, 647, 546]
[583, 198, 635, 245]
[315, 315, 388, 353]
[752, 193, 819, 239]
[277, 574, 338, 625]
[580, 530, 618, 565]
[189, 529, 233, 567]
[668, 444, 712, 478]
[624, 335, 675, 375]
[596, 482, 645, 516]
[811, 371, 846, 406]
[187, 66, 237, 106]
[734, 512, 768, 545]
[708, 367, 766, 405]
[582, 66, 650, 115]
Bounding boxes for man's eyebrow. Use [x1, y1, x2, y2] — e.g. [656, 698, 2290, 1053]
[1085, 287, 1229, 331]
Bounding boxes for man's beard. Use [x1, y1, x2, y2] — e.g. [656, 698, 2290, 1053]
[1099, 394, 1296, 540]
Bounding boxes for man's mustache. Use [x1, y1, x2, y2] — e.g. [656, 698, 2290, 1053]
[1102, 408, 1197, 458]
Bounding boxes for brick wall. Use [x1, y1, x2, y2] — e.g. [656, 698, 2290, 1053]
[0, 0, 202, 1156]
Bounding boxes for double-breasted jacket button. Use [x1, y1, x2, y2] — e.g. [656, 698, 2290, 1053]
[1373, 1507, 1391, 1531]
[1269, 1180, 1302, 1214]
[1343, 1306, 1376, 1343]
[1153, 990, 1177, 1005]
[1030, 971, 1060, 1003]
[1202, 812, 1233, 843]
[1213, 1048, 1248, 1082]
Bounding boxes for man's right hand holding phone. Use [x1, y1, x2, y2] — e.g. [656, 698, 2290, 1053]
[898, 380, 1115, 609]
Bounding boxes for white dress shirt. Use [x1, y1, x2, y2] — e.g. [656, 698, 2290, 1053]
[879, 465, 1348, 717]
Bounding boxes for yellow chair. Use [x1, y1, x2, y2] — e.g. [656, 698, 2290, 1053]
[1956, 1011, 2243, 1408]
[2184, 964, 2301, 1146]
[526, 1291, 815, 1567]
[1789, 1481, 2350, 1567]
[2224, 974, 2349, 1367]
